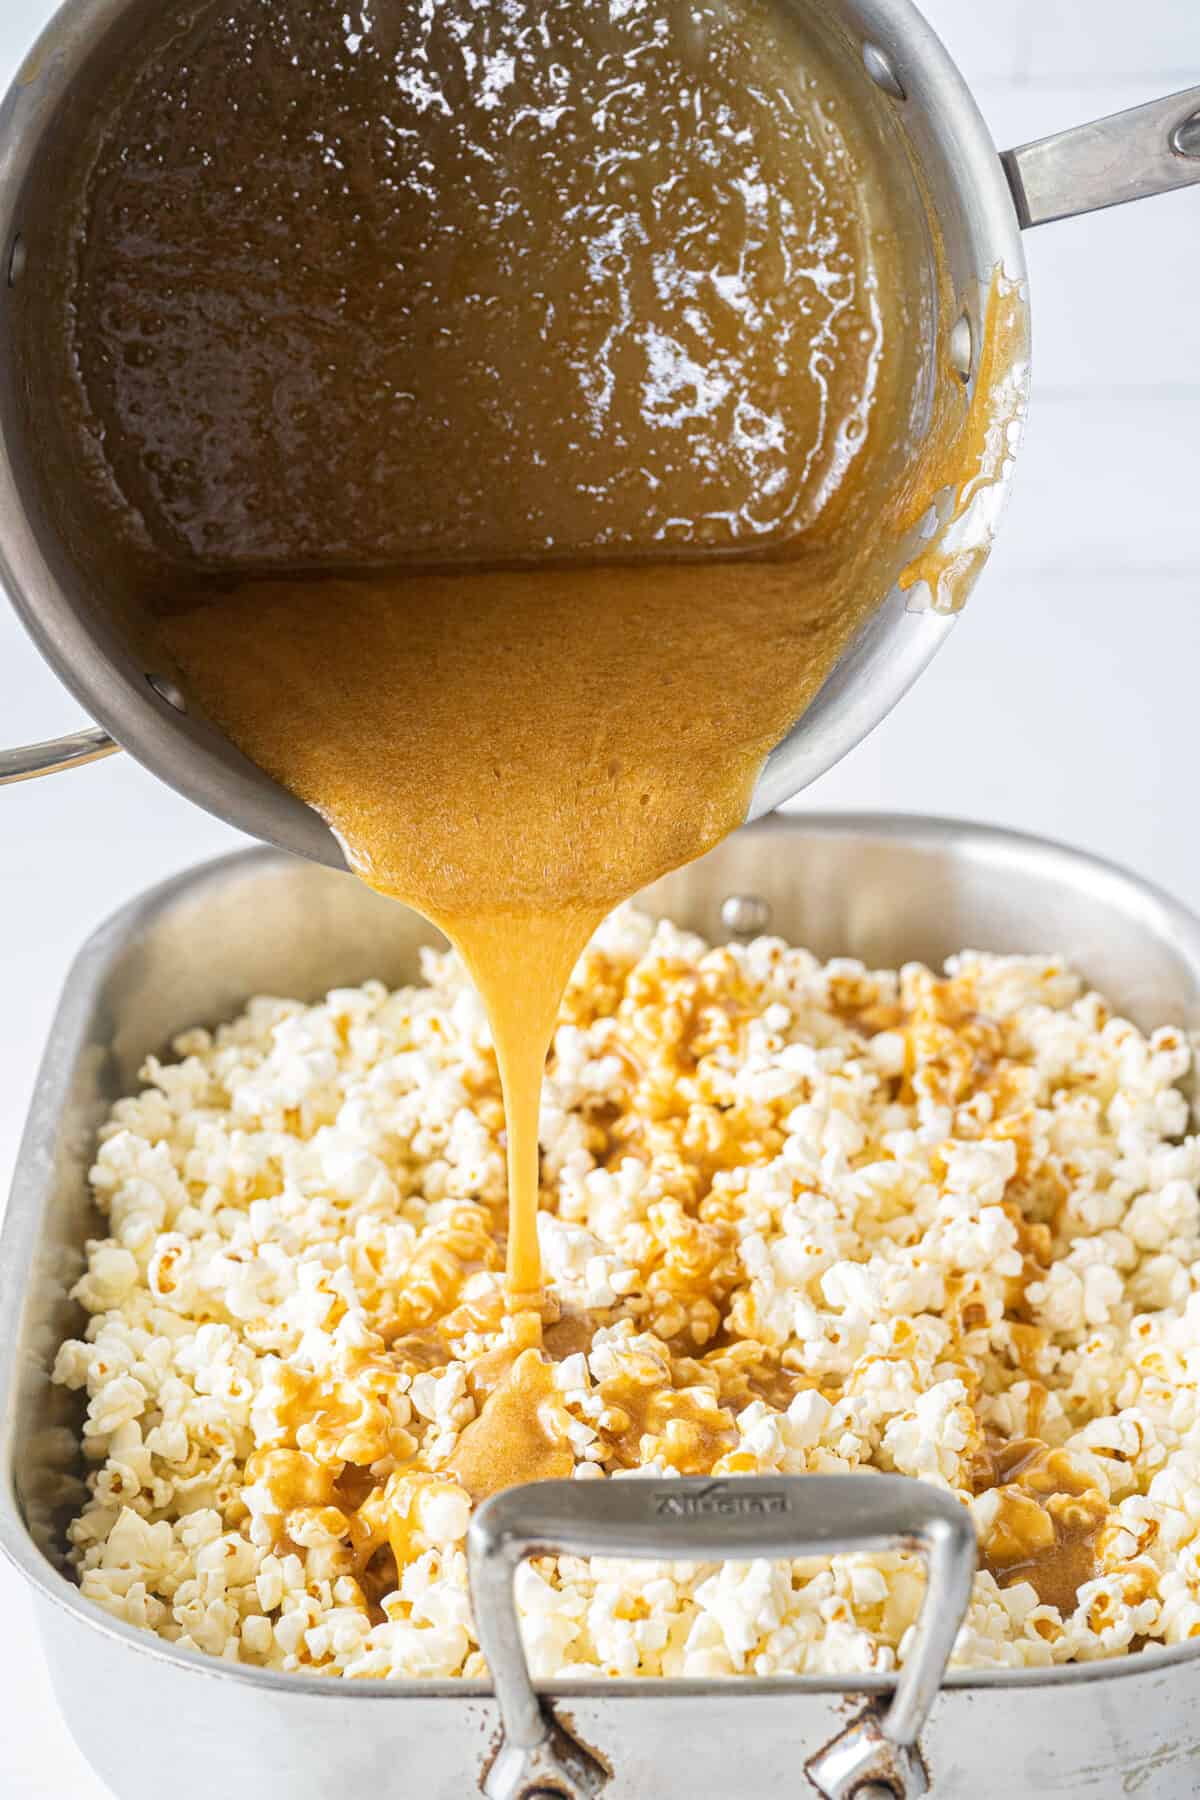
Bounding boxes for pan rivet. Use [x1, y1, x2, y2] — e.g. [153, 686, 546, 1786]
[949, 311, 973, 383]
[147, 673, 188, 712]
[720, 893, 771, 938]
[8, 235, 25, 286]
[862, 43, 906, 102]
[1172, 111, 1200, 159]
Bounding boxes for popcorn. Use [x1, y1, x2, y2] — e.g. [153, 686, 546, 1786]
[54, 906, 1200, 1678]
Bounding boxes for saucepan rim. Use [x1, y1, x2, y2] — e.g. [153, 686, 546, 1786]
[3, 812, 1200, 1703]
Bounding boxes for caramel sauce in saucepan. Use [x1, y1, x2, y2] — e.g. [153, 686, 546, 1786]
[59, 0, 1022, 1498]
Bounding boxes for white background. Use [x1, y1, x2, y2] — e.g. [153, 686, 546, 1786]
[1, 1, 1198, 1792]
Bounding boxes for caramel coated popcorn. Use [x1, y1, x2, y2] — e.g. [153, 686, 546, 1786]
[54, 908, 1200, 1677]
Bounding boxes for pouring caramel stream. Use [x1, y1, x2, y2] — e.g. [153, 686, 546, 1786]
[154, 553, 870, 1348]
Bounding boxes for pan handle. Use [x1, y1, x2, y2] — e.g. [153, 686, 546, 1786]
[0, 724, 119, 785]
[1002, 85, 1200, 228]
[468, 1472, 976, 1800]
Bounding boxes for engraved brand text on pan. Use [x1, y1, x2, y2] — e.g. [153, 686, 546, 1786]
[653, 1482, 791, 1519]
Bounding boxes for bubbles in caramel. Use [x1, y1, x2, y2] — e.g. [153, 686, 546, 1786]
[71, 0, 912, 569]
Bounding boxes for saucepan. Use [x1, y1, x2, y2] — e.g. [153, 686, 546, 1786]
[0, 0, 1197, 857]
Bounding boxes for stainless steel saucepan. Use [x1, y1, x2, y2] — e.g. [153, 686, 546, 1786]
[4, 815, 1200, 1798]
[0, 0, 1197, 858]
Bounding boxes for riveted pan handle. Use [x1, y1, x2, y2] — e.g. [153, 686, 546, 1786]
[1002, 85, 1200, 228]
[468, 1473, 976, 1800]
[0, 724, 119, 785]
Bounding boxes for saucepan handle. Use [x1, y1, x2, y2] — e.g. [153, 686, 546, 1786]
[0, 724, 119, 785]
[468, 1472, 976, 1800]
[1002, 85, 1200, 228]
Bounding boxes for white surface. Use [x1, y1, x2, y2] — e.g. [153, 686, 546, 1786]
[1, 2, 1198, 1795]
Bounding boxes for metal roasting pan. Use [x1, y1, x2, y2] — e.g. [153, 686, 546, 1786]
[4, 814, 1200, 1799]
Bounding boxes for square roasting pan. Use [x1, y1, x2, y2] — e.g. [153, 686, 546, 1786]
[3, 814, 1200, 1800]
